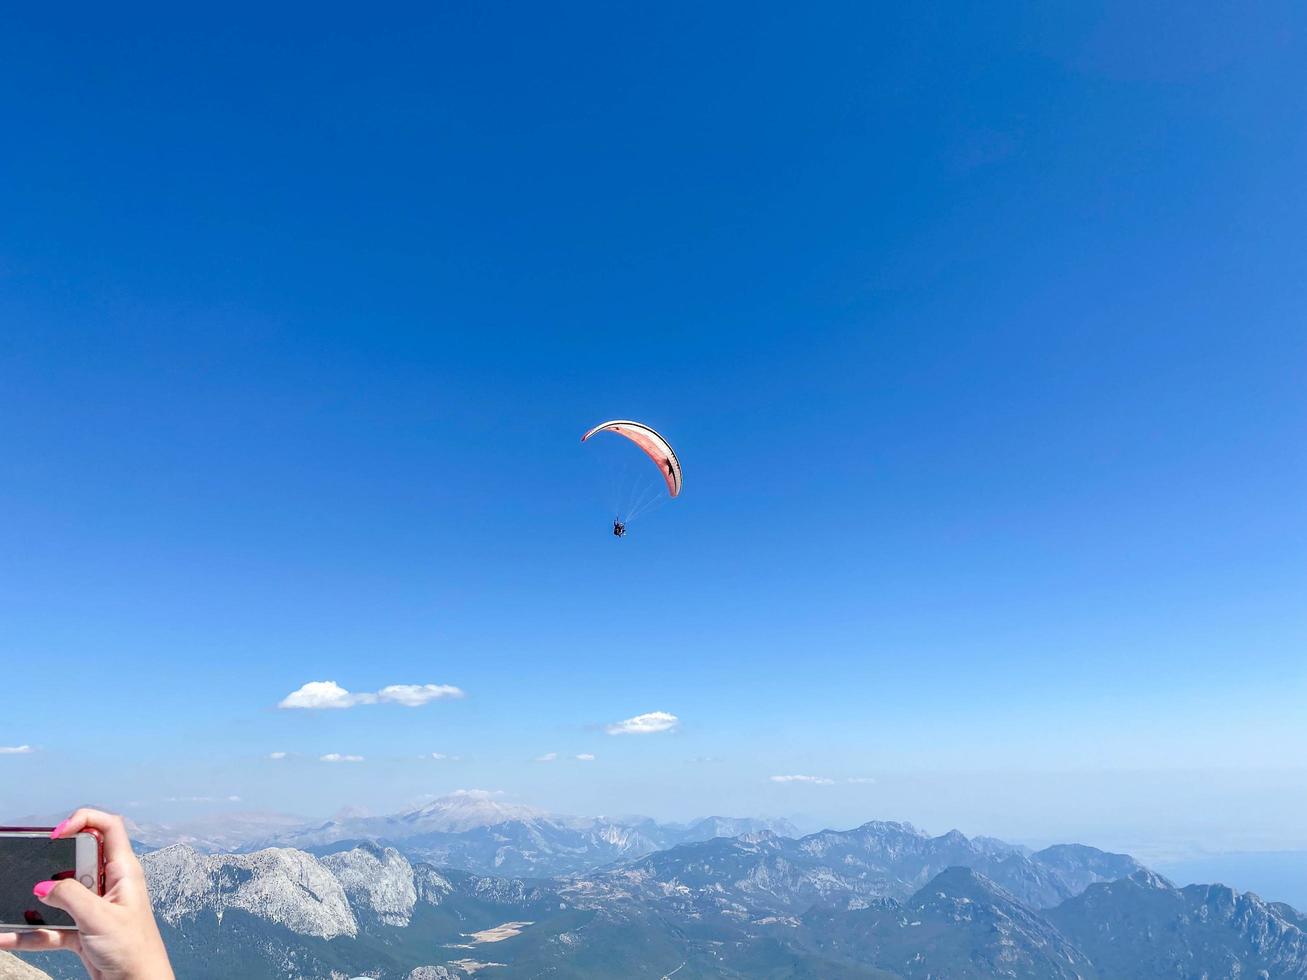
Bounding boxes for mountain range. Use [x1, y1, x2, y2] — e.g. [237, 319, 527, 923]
[9, 797, 1307, 979]
[129, 791, 803, 879]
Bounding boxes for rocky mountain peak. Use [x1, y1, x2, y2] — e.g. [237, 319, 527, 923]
[321, 844, 418, 927]
[143, 844, 358, 939]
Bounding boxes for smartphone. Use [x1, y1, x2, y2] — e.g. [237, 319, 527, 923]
[0, 829, 104, 930]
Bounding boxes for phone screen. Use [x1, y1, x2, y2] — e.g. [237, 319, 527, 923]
[0, 836, 77, 928]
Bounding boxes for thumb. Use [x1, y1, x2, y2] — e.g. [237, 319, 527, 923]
[34, 879, 105, 926]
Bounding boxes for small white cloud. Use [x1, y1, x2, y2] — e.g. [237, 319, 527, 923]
[606, 711, 679, 736]
[535, 752, 558, 763]
[429, 752, 461, 761]
[376, 684, 465, 707]
[0, 745, 33, 755]
[320, 753, 364, 763]
[452, 788, 502, 798]
[227, 795, 242, 802]
[280, 681, 357, 709]
[769, 774, 835, 785]
[575, 753, 596, 762]
[279, 680, 464, 710]
[268, 751, 288, 760]
[846, 777, 876, 784]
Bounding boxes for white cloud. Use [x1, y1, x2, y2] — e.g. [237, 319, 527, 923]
[846, 776, 876, 784]
[769, 774, 835, 785]
[0, 745, 33, 755]
[606, 711, 679, 736]
[280, 681, 358, 709]
[375, 684, 465, 707]
[279, 680, 464, 710]
[576, 753, 596, 762]
[268, 751, 288, 760]
[429, 752, 460, 761]
[320, 753, 364, 763]
[535, 752, 558, 763]
[452, 788, 502, 798]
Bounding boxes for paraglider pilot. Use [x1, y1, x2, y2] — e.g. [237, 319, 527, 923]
[612, 519, 627, 538]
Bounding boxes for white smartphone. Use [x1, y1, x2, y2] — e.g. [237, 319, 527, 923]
[0, 829, 103, 930]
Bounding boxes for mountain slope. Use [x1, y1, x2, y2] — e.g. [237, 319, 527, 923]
[1049, 868, 1307, 978]
[0, 954, 50, 980]
[139, 843, 581, 980]
[795, 867, 1095, 979]
[251, 795, 801, 878]
[23, 821, 1300, 980]
[572, 821, 1140, 918]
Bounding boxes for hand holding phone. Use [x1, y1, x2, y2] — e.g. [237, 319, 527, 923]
[0, 828, 103, 929]
[0, 809, 174, 980]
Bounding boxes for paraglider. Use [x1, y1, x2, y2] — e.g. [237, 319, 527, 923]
[582, 419, 681, 536]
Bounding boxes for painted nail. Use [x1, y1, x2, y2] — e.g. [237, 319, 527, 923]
[49, 820, 69, 840]
[33, 881, 56, 900]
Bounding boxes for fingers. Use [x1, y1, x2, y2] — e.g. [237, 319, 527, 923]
[105, 855, 136, 891]
[36, 879, 105, 926]
[0, 927, 81, 952]
[52, 808, 134, 865]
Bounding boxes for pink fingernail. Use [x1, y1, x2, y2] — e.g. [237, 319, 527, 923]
[33, 881, 56, 900]
[49, 820, 69, 840]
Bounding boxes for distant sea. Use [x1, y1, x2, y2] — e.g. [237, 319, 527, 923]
[1155, 851, 1307, 911]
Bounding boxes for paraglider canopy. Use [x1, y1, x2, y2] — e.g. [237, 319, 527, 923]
[580, 420, 683, 498]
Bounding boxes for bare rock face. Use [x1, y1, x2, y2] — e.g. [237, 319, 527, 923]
[320, 843, 418, 927]
[0, 953, 52, 980]
[142, 844, 358, 939]
[414, 864, 455, 905]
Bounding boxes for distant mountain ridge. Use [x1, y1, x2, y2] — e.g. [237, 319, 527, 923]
[18, 812, 1307, 979]
[567, 819, 1141, 915]
[795, 867, 1096, 978]
[130, 792, 802, 878]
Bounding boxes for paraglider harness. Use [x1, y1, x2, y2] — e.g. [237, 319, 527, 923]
[612, 519, 627, 538]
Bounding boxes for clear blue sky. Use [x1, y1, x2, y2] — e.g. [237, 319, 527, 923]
[2, 3, 1304, 853]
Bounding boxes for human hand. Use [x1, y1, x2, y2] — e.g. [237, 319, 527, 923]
[0, 809, 174, 980]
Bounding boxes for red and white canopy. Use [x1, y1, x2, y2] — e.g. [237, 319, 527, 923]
[581, 420, 683, 498]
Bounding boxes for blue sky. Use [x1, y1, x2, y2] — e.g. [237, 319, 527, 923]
[1, 3, 1304, 852]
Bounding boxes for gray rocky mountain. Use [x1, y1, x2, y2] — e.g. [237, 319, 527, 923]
[254, 794, 801, 878]
[1049, 868, 1307, 978]
[793, 867, 1095, 979]
[14, 820, 1307, 979]
[146, 844, 358, 939]
[568, 820, 1140, 918]
[123, 793, 802, 880]
[0, 953, 49, 980]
